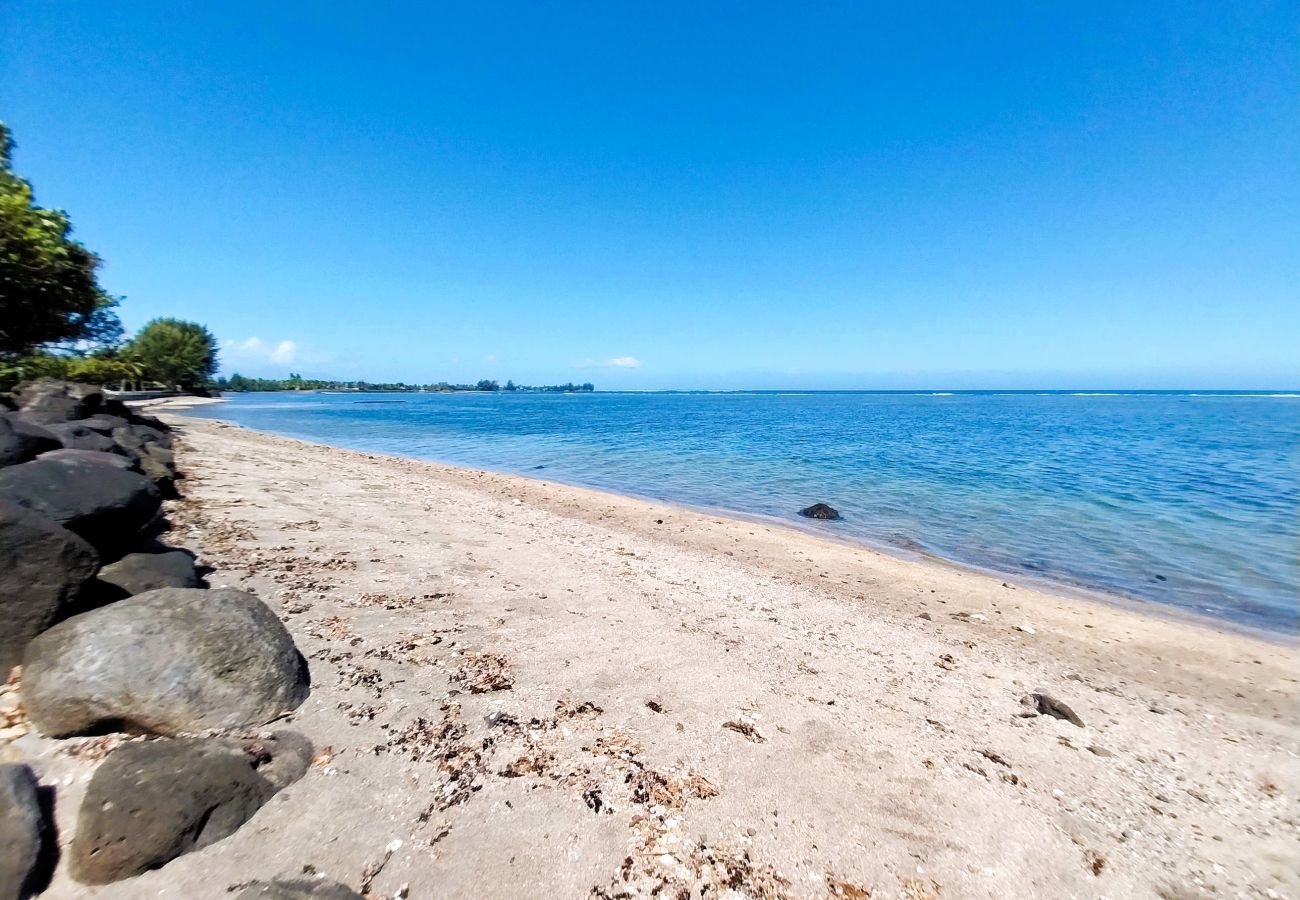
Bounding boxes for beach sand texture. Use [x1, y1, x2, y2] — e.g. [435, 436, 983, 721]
[21, 415, 1297, 899]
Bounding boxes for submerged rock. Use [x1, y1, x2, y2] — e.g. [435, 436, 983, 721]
[0, 459, 161, 557]
[22, 587, 309, 737]
[798, 502, 841, 520]
[70, 733, 311, 884]
[0, 763, 45, 900]
[0, 500, 99, 673]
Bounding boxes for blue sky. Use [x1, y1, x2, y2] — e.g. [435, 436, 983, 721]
[3, 2, 1297, 389]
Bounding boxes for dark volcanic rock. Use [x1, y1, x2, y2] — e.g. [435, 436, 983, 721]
[135, 442, 177, 489]
[22, 588, 309, 737]
[0, 500, 99, 673]
[0, 459, 161, 557]
[69, 733, 311, 884]
[130, 412, 172, 434]
[0, 414, 61, 469]
[70, 414, 129, 435]
[0, 763, 45, 900]
[243, 730, 314, 792]
[43, 422, 121, 454]
[36, 448, 135, 470]
[96, 550, 202, 598]
[1020, 691, 1085, 727]
[799, 502, 841, 520]
[236, 881, 365, 900]
[12, 379, 105, 424]
[112, 422, 172, 453]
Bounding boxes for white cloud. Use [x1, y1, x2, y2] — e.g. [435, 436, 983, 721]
[575, 356, 644, 369]
[270, 340, 297, 365]
[227, 336, 299, 368]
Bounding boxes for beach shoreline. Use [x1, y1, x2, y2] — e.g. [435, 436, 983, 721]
[181, 409, 1292, 646]
[24, 413, 1296, 898]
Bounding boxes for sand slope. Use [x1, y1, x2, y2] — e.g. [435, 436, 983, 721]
[22, 417, 1297, 899]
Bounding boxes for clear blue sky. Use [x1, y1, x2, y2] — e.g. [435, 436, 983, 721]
[3, 2, 1297, 389]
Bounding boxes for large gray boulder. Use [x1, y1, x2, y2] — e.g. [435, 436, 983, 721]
[22, 588, 309, 737]
[0, 500, 99, 673]
[111, 423, 178, 492]
[69, 414, 129, 435]
[0, 459, 161, 557]
[36, 448, 135, 470]
[0, 763, 45, 900]
[97, 550, 202, 598]
[135, 442, 177, 491]
[0, 414, 60, 469]
[43, 422, 121, 455]
[69, 732, 311, 884]
[11, 379, 105, 424]
[112, 422, 173, 453]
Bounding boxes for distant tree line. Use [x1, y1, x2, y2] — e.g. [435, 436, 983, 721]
[215, 375, 595, 393]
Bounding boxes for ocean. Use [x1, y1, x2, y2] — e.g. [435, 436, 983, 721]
[185, 391, 1299, 633]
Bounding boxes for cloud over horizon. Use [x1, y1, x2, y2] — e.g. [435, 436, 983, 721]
[576, 356, 643, 369]
[228, 336, 298, 367]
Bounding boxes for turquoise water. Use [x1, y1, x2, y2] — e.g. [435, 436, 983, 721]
[187, 391, 1299, 633]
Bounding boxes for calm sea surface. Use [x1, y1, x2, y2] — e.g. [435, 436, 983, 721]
[186, 391, 1299, 633]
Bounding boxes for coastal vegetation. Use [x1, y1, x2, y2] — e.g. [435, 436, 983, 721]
[0, 121, 216, 392]
[0, 122, 121, 360]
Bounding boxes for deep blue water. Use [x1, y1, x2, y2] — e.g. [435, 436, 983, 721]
[186, 391, 1299, 633]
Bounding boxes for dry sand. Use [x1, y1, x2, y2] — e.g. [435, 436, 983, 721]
[13, 416, 1298, 899]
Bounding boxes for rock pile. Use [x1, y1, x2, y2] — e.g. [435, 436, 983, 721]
[0, 380, 321, 893]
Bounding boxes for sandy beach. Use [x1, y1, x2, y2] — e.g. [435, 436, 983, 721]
[17, 414, 1297, 899]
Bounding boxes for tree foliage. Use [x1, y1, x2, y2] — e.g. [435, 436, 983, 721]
[126, 318, 218, 389]
[0, 122, 121, 358]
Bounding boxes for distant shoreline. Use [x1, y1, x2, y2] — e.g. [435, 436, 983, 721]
[209, 387, 1299, 396]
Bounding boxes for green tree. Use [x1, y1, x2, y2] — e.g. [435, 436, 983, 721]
[127, 318, 218, 390]
[0, 122, 121, 358]
[67, 354, 142, 386]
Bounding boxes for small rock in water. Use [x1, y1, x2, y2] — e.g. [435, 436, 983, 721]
[799, 503, 840, 520]
[1020, 691, 1085, 728]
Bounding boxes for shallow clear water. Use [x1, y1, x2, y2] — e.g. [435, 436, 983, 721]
[187, 391, 1299, 632]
